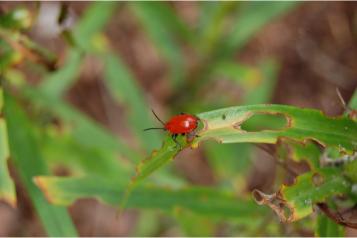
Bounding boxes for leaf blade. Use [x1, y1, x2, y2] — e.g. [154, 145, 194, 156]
[103, 54, 161, 151]
[73, 2, 118, 51]
[129, 2, 185, 86]
[253, 168, 351, 222]
[223, 2, 298, 56]
[197, 104, 357, 152]
[4, 93, 77, 236]
[316, 213, 345, 237]
[35, 175, 268, 219]
[0, 87, 16, 206]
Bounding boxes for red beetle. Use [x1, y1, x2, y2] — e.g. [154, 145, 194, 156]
[144, 110, 200, 148]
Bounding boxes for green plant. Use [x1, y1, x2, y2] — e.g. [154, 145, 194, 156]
[1, 2, 356, 236]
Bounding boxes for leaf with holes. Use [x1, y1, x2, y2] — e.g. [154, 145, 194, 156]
[124, 104, 357, 209]
[253, 168, 351, 222]
[276, 139, 321, 171]
[196, 104, 357, 151]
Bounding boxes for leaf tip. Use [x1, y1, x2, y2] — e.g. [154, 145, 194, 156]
[0, 193, 17, 208]
[33, 176, 54, 204]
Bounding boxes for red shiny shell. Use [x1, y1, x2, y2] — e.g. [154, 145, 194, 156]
[164, 114, 199, 134]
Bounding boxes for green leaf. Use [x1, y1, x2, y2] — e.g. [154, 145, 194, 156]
[223, 2, 298, 56]
[211, 61, 263, 91]
[205, 142, 252, 182]
[349, 88, 357, 110]
[277, 139, 321, 170]
[22, 84, 141, 163]
[129, 2, 185, 86]
[134, 137, 181, 183]
[103, 54, 161, 151]
[253, 168, 351, 222]
[21, 82, 185, 186]
[73, 2, 117, 51]
[119, 136, 182, 209]
[174, 208, 216, 236]
[0, 87, 16, 206]
[0, 39, 22, 72]
[0, 8, 32, 30]
[243, 60, 279, 105]
[4, 93, 77, 236]
[38, 126, 131, 182]
[197, 104, 357, 152]
[315, 213, 345, 237]
[34, 175, 268, 219]
[343, 158, 357, 183]
[39, 2, 117, 99]
[131, 210, 160, 236]
[197, 2, 239, 54]
[127, 104, 357, 199]
[206, 60, 279, 185]
[39, 49, 82, 98]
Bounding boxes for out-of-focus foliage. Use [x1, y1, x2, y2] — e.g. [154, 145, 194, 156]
[316, 213, 345, 237]
[1, 1, 356, 236]
[0, 86, 16, 206]
[5, 94, 77, 236]
[34, 175, 269, 219]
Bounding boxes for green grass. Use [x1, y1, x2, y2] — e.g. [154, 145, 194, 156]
[1, 2, 356, 236]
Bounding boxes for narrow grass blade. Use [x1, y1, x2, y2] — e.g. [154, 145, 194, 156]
[243, 60, 279, 105]
[349, 88, 357, 110]
[174, 208, 216, 236]
[38, 126, 131, 182]
[23, 84, 141, 163]
[316, 213, 345, 237]
[34, 175, 268, 219]
[0, 87, 16, 206]
[196, 2, 239, 54]
[211, 61, 263, 91]
[73, 2, 118, 51]
[4, 93, 77, 236]
[39, 49, 82, 99]
[223, 2, 298, 57]
[103, 53, 161, 151]
[39, 2, 117, 98]
[129, 2, 185, 86]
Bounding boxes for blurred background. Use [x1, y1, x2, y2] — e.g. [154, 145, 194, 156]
[1, 1, 357, 236]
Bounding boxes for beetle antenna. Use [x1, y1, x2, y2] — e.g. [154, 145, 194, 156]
[151, 109, 165, 125]
[143, 127, 165, 131]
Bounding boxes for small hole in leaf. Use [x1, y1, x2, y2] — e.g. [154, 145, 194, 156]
[241, 113, 288, 132]
[281, 203, 293, 221]
[312, 173, 325, 186]
[252, 189, 265, 204]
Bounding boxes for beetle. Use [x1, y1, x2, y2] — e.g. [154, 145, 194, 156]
[144, 110, 200, 149]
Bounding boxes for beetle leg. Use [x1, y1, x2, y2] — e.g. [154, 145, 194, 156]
[186, 130, 198, 143]
[172, 134, 182, 150]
